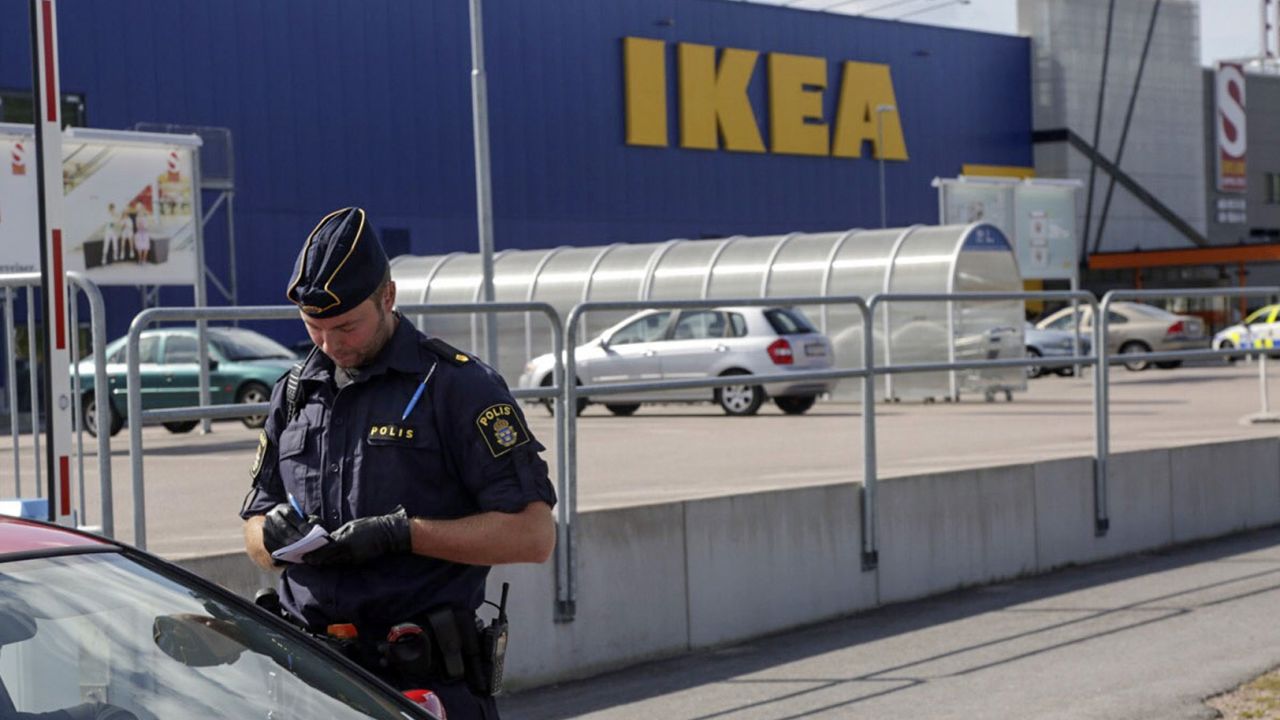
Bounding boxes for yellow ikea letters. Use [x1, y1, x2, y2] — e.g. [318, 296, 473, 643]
[623, 37, 908, 161]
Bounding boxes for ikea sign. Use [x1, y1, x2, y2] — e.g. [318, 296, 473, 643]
[623, 37, 909, 161]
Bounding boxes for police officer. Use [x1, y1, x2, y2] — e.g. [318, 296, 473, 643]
[240, 207, 556, 719]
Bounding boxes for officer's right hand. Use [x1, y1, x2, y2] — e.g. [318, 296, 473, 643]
[261, 503, 321, 559]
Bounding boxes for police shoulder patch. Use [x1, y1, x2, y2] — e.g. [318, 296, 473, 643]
[475, 403, 530, 458]
[249, 430, 269, 482]
[424, 337, 471, 366]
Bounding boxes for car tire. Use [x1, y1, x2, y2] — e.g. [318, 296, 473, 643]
[605, 403, 640, 417]
[715, 370, 763, 416]
[540, 374, 587, 417]
[1119, 341, 1152, 372]
[82, 393, 123, 438]
[1219, 340, 1239, 365]
[1154, 361, 1182, 370]
[1025, 347, 1044, 378]
[773, 395, 816, 415]
[163, 420, 199, 434]
[237, 381, 271, 429]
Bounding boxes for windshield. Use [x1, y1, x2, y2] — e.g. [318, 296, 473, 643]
[1244, 306, 1276, 325]
[209, 329, 295, 361]
[0, 552, 418, 719]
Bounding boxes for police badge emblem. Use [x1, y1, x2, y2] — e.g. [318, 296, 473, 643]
[249, 430, 268, 480]
[476, 403, 530, 457]
[494, 418, 517, 448]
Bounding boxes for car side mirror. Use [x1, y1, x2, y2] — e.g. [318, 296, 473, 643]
[153, 613, 245, 667]
[0, 597, 37, 646]
[598, 335, 611, 351]
[207, 358, 219, 371]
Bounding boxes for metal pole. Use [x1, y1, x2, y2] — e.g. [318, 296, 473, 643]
[469, 0, 499, 365]
[560, 307, 579, 621]
[5, 289, 18, 497]
[192, 149, 212, 434]
[1261, 352, 1271, 414]
[1070, 274, 1082, 377]
[70, 286, 84, 523]
[876, 107, 890, 228]
[127, 312, 147, 549]
[1094, 297, 1110, 535]
[68, 273, 112, 537]
[25, 295, 42, 498]
[860, 300, 878, 569]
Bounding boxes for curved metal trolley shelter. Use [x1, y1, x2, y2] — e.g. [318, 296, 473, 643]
[391, 223, 1025, 401]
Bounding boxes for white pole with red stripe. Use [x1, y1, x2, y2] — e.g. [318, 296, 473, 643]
[29, 0, 74, 527]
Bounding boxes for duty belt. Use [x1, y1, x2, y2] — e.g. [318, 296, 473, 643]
[324, 608, 493, 694]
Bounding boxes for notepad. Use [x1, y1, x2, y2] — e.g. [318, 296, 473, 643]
[271, 525, 333, 564]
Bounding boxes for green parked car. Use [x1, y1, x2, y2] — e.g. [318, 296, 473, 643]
[75, 326, 298, 437]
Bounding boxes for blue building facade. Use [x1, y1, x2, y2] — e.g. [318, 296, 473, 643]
[0, 0, 1031, 343]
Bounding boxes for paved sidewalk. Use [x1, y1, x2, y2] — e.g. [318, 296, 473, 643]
[502, 527, 1280, 720]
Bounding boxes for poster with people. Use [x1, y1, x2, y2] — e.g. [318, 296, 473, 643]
[0, 123, 201, 286]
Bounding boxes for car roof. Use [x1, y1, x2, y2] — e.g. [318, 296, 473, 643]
[0, 515, 112, 555]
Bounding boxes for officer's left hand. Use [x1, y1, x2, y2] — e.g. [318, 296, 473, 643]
[303, 506, 412, 565]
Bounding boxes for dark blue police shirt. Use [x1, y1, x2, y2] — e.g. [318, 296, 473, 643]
[240, 316, 556, 633]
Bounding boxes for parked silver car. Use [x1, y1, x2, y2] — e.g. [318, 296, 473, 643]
[1024, 322, 1093, 378]
[1036, 301, 1206, 371]
[518, 306, 835, 416]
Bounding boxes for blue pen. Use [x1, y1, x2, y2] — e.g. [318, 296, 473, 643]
[287, 492, 305, 519]
[401, 362, 438, 420]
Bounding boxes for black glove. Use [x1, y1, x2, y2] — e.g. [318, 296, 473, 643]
[303, 506, 412, 566]
[261, 503, 321, 560]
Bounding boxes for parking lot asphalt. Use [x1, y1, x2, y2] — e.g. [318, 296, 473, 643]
[0, 363, 1276, 558]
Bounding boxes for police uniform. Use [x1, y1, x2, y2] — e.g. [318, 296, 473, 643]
[240, 208, 555, 718]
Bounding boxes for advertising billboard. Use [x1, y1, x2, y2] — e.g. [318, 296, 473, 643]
[0, 125, 201, 285]
[1012, 183, 1078, 281]
[936, 177, 1079, 281]
[1215, 62, 1247, 194]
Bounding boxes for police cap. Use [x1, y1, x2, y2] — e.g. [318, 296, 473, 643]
[286, 207, 389, 318]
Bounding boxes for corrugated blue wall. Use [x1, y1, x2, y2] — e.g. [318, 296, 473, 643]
[0, 0, 1031, 342]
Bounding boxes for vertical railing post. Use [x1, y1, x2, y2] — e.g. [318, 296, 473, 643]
[68, 273, 113, 538]
[861, 298, 879, 570]
[5, 287, 20, 497]
[127, 309, 151, 549]
[1093, 297, 1110, 536]
[25, 293, 42, 497]
[69, 285, 85, 523]
[558, 306, 579, 621]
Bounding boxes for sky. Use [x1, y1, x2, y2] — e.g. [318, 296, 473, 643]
[747, 0, 1271, 67]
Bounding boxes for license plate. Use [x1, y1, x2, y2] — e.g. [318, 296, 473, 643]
[805, 342, 826, 357]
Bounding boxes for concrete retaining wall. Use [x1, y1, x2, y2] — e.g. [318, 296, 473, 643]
[179, 436, 1280, 690]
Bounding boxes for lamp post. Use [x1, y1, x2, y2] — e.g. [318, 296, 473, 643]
[875, 103, 895, 228]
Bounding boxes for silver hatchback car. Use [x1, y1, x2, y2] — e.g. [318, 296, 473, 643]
[518, 306, 835, 416]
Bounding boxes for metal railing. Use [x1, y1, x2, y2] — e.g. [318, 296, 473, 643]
[562, 296, 874, 619]
[869, 292, 1102, 538]
[0, 272, 112, 535]
[0, 274, 43, 501]
[67, 273, 113, 536]
[125, 302, 565, 553]
[119, 288, 1280, 623]
[1096, 287, 1280, 533]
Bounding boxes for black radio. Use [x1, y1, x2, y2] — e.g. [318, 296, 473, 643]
[479, 583, 510, 696]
